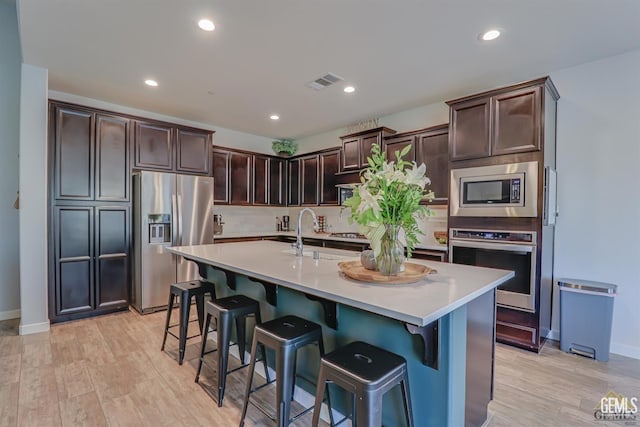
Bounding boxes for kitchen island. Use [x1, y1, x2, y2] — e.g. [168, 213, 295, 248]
[167, 241, 513, 426]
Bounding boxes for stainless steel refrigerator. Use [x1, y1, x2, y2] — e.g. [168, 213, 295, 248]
[131, 171, 214, 313]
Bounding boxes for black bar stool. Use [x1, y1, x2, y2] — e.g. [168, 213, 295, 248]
[311, 341, 414, 427]
[239, 315, 334, 427]
[195, 294, 270, 406]
[161, 280, 216, 365]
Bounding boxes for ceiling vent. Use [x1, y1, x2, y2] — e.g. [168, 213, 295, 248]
[305, 72, 344, 91]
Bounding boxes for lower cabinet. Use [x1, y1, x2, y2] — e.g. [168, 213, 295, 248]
[51, 205, 130, 322]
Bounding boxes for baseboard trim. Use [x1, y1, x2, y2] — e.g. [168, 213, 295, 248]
[546, 329, 639, 360]
[610, 343, 640, 360]
[19, 320, 50, 335]
[0, 309, 21, 321]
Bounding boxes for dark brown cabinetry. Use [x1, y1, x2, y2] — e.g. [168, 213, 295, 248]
[269, 158, 287, 206]
[51, 205, 130, 320]
[415, 125, 449, 204]
[319, 149, 340, 205]
[52, 105, 131, 202]
[253, 155, 270, 205]
[301, 154, 319, 205]
[340, 127, 396, 170]
[135, 121, 212, 175]
[448, 78, 550, 161]
[287, 159, 300, 206]
[384, 134, 416, 162]
[176, 128, 211, 174]
[212, 149, 230, 204]
[229, 151, 252, 205]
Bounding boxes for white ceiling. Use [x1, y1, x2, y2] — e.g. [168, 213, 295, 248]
[17, 0, 640, 139]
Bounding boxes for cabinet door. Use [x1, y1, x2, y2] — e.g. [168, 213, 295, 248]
[212, 149, 230, 204]
[269, 158, 286, 206]
[287, 159, 300, 206]
[384, 135, 416, 163]
[319, 150, 339, 205]
[95, 206, 130, 309]
[450, 98, 491, 161]
[253, 155, 269, 205]
[135, 121, 173, 170]
[492, 86, 542, 155]
[229, 152, 252, 205]
[416, 128, 449, 204]
[54, 206, 94, 315]
[176, 128, 211, 174]
[341, 137, 360, 170]
[96, 114, 130, 201]
[301, 155, 319, 205]
[53, 107, 94, 200]
[360, 133, 381, 167]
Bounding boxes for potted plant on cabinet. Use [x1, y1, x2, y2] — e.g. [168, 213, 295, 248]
[272, 139, 298, 157]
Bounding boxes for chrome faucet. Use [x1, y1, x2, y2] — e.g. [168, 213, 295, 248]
[295, 208, 319, 256]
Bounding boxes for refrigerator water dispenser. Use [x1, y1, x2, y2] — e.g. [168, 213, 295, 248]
[148, 214, 171, 244]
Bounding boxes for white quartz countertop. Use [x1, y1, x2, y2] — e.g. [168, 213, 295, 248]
[214, 230, 448, 252]
[167, 241, 513, 326]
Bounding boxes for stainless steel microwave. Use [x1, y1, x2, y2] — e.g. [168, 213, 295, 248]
[450, 161, 538, 217]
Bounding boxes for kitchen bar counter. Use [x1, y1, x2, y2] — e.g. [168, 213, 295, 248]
[167, 241, 513, 426]
[167, 241, 507, 326]
[213, 230, 449, 252]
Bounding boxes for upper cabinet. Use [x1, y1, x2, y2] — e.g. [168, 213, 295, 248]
[340, 127, 396, 170]
[253, 155, 270, 205]
[269, 158, 287, 206]
[301, 154, 320, 206]
[384, 134, 416, 163]
[212, 149, 231, 204]
[447, 77, 558, 161]
[319, 149, 340, 205]
[415, 125, 449, 204]
[51, 103, 130, 202]
[134, 121, 213, 175]
[287, 158, 300, 206]
[229, 151, 252, 205]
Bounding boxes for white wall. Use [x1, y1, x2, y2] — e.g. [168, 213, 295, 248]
[48, 91, 275, 154]
[295, 102, 449, 153]
[550, 49, 640, 359]
[19, 64, 50, 335]
[0, 1, 22, 320]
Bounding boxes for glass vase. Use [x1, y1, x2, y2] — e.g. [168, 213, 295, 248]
[377, 224, 405, 276]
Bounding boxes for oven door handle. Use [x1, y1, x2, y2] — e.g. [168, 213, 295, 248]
[449, 240, 534, 253]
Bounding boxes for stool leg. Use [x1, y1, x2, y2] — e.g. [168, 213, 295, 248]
[195, 294, 206, 335]
[311, 364, 327, 427]
[254, 310, 270, 383]
[235, 315, 247, 364]
[317, 339, 335, 427]
[217, 311, 232, 407]
[356, 392, 382, 427]
[178, 291, 191, 365]
[239, 334, 260, 427]
[276, 346, 296, 427]
[195, 313, 212, 383]
[401, 373, 414, 427]
[161, 293, 175, 351]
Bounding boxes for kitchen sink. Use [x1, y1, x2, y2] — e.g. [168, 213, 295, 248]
[329, 232, 366, 239]
[281, 248, 351, 261]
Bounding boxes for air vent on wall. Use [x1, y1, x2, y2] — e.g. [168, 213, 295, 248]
[305, 72, 344, 91]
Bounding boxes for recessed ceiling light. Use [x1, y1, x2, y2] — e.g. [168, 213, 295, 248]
[198, 19, 215, 31]
[344, 86, 355, 93]
[270, 114, 280, 121]
[480, 29, 501, 41]
[144, 79, 158, 87]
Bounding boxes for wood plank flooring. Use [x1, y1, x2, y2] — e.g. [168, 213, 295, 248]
[0, 310, 638, 426]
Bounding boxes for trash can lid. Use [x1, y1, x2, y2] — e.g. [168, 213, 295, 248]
[557, 278, 617, 294]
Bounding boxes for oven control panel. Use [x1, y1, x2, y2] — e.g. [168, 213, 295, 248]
[451, 229, 535, 244]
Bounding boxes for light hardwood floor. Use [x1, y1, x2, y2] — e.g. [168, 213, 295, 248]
[0, 310, 638, 427]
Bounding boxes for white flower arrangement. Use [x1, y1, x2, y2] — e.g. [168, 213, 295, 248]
[343, 144, 434, 259]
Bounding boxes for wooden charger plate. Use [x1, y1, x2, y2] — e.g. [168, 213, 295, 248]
[337, 260, 437, 285]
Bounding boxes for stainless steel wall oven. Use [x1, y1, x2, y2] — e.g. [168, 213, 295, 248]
[449, 228, 537, 312]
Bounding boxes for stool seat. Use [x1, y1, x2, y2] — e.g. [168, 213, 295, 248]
[312, 341, 414, 427]
[195, 294, 267, 407]
[240, 315, 333, 427]
[161, 280, 216, 365]
[323, 341, 406, 385]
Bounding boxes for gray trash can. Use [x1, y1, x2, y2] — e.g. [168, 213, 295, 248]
[558, 278, 617, 362]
